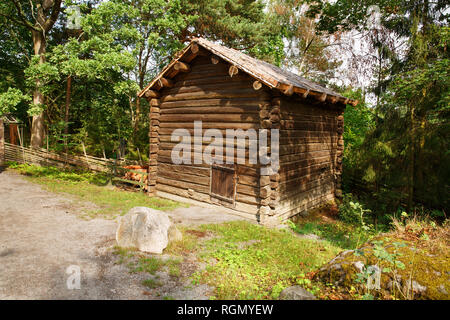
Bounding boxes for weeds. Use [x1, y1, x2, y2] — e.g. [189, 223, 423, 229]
[142, 278, 162, 289]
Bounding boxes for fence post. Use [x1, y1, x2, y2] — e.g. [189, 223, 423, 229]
[0, 118, 4, 166]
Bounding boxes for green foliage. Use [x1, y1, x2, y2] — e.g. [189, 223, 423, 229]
[323, 1, 450, 216]
[266, 0, 342, 81]
[0, 1, 33, 121]
[0, 87, 30, 115]
[342, 89, 375, 167]
[248, 34, 285, 66]
[0, 0, 281, 158]
[339, 194, 372, 227]
[1, 0, 447, 224]
[353, 239, 407, 299]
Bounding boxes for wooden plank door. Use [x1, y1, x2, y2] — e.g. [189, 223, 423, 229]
[210, 164, 236, 203]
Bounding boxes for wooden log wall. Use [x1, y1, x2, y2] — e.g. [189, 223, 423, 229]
[0, 119, 4, 166]
[271, 97, 345, 219]
[335, 113, 344, 198]
[257, 95, 282, 223]
[151, 55, 271, 217]
[147, 96, 161, 196]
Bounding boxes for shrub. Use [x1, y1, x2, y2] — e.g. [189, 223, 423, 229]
[339, 193, 372, 228]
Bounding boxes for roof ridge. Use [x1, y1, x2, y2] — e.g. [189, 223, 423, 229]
[139, 37, 358, 106]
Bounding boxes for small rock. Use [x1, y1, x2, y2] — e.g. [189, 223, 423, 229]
[116, 207, 172, 254]
[168, 225, 183, 242]
[236, 240, 261, 249]
[412, 280, 427, 294]
[387, 274, 402, 290]
[279, 286, 316, 300]
[330, 263, 343, 271]
[352, 261, 365, 273]
[438, 285, 448, 295]
[296, 233, 321, 241]
[404, 280, 427, 296]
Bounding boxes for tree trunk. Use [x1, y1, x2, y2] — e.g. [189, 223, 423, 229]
[134, 97, 141, 130]
[133, 72, 146, 134]
[64, 75, 72, 152]
[30, 30, 47, 149]
[407, 104, 415, 212]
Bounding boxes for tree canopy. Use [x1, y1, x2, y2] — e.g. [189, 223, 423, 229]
[0, 0, 448, 216]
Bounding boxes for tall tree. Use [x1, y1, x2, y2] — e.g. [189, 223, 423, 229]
[122, 0, 281, 135]
[0, 0, 63, 148]
[311, 0, 449, 212]
[267, 0, 342, 83]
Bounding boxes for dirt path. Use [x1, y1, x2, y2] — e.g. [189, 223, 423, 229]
[0, 169, 243, 300]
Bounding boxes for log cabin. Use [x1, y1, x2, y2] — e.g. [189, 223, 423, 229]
[138, 38, 358, 224]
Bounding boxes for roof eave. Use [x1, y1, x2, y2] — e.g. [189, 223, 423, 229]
[138, 39, 359, 107]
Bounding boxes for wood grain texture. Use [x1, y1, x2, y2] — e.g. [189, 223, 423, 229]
[151, 56, 270, 213]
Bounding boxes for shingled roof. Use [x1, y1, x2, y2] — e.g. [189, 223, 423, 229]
[0, 113, 21, 124]
[138, 38, 358, 106]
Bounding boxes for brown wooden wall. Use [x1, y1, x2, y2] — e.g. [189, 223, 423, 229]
[146, 52, 345, 223]
[151, 55, 272, 217]
[269, 96, 345, 220]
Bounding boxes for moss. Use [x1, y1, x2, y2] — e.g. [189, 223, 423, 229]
[316, 234, 450, 300]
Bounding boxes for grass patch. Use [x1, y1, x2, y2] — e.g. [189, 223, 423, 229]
[191, 221, 342, 300]
[132, 257, 165, 274]
[289, 207, 375, 250]
[167, 258, 183, 277]
[291, 221, 372, 250]
[142, 278, 162, 289]
[112, 246, 139, 264]
[112, 246, 183, 279]
[7, 162, 185, 218]
[164, 227, 202, 256]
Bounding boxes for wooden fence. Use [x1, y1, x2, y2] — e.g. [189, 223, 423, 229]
[3, 142, 139, 172]
[3, 142, 148, 191]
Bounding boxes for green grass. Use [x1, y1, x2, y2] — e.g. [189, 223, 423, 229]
[112, 246, 183, 278]
[6, 162, 185, 218]
[132, 257, 166, 274]
[291, 221, 373, 250]
[191, 221, 342, 300]
[142, 278, 162, 289]
[164, 227, 200, 255]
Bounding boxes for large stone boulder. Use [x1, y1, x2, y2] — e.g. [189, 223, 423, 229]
[116, 207, 175, 254]
[279, 286, 316, 300]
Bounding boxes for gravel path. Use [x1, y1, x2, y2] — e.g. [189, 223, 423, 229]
[0, 169, 243, 300]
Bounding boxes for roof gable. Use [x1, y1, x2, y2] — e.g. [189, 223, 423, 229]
[139, 38, 358, 106]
